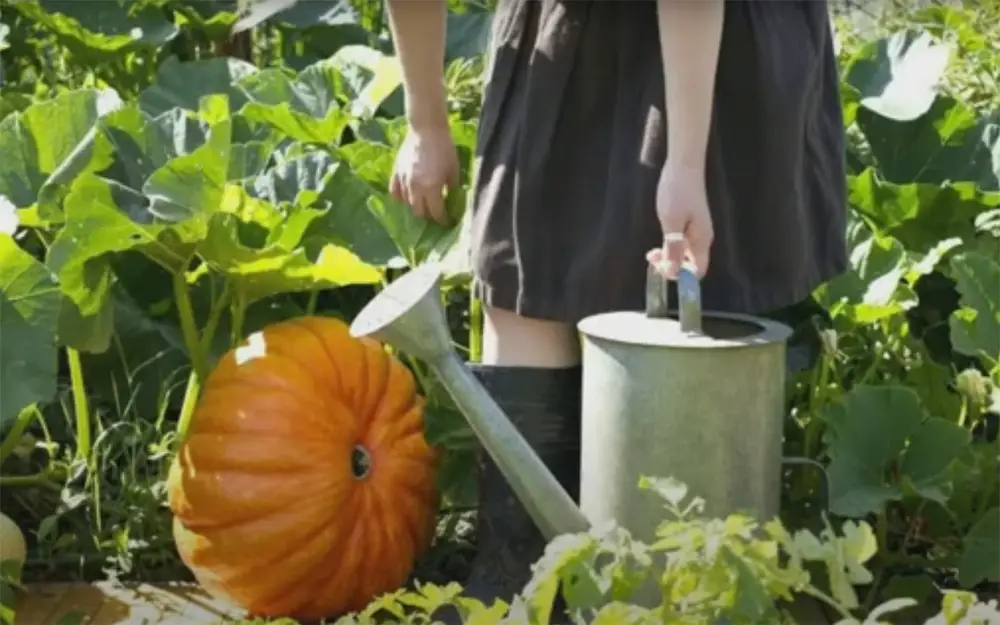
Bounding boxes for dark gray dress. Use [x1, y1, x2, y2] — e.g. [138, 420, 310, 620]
[467, 0, 848, 323]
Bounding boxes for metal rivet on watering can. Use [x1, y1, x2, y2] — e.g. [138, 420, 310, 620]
[577, 265, 794, 545]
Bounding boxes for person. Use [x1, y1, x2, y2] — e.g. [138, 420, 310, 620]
[385, 0, 848, 617]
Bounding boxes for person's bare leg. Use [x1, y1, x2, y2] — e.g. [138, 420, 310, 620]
[481, 306, 580, 367]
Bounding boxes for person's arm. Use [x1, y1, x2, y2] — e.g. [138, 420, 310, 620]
[385, 0, 449, 130]
[656, 0, 725, 170]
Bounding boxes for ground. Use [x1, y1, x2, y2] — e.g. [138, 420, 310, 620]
[16, 583, 243, 625]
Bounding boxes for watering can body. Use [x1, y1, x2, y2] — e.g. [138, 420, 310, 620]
[576, 267, 793, 544]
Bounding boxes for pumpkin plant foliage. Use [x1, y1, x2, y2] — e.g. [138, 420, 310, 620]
[335, 478, 1000, 625]
[0, 1, 998, 622]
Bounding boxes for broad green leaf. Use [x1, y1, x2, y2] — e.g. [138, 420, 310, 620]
[247, 151, 338, 209]
[843, 30, 952, 122]
[956, 507, 1000, 588]
[948, 251, 1000, 365]
[199, 213, 380, 304]
[0, 236, 60, 428]
[47, 175, 202, 317]
[0, 88, 121, 214]
[143, 109, 233, 222]
[813, 219, 916, 324]
[326, 46, 404, 119]
[12, 0, 179, 56]
[138, 57, 257, 118]
[237, 61, 353, 144]
[898, 416, 972, 502]
[855, 96, 999, 191]
[848, 169, 999, 254]
[821, 385, 968, 517]
[243, 152, 401, 266]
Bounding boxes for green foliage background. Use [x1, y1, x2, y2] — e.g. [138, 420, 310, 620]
[0, 0, 997, 623]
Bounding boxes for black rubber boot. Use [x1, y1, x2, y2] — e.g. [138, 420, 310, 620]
[439, 364, 582, 623]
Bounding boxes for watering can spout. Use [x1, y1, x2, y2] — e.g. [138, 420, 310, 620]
[350, 262, 590, 540]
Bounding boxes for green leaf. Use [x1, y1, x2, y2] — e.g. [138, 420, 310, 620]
[0, 88, 121, 214]
[821, 385, 969, 517]
[855, 96, 999, 191]
[199, 213, 380, 304]
[848, 168, 999, 254]
[813, 218, 916, 324]
[143, 101, 233, 222]
[138, 57, 257, 118]
[0, 236, 60, 428]
[956, 507, 1000, 588]
[46, 175, 202, 318]
[12, 0, 179, 56]
[237, 61, 353, 144]
[948, 251, 1000, 365]
[843, 30, 952, 122]
[898, 416, 972, 502]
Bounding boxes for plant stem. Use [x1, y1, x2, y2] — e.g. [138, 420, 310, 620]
[199, 283, 231, 359]
[175, 368, 201, 443]
[0, 472, 60, 489]
[66, 347, 91, 462]
[230, 289, 247, 347]
[0, 405, 39, 464]
[173, 270, 206, 382]
[468, 292, 482, 363]
[306, 289, 319, 315]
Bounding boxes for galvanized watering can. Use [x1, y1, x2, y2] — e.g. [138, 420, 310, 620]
[349, 261, 797, 548]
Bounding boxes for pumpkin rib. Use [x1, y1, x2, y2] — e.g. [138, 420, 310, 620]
[358, 337, 398, 434]
[171, 471, 336, 531]
[199, 379, 329, 419]
[198, 381, 352, 442]
[266, 489, 372, 616]
[215, 501, 354, 612]
[295, 316, 346, 392]
[255, 339, 339, 403]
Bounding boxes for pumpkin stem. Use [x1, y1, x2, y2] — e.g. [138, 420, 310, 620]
[351, 445, 372, 480]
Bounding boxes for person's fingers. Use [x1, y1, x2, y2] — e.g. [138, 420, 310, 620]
[687, 221, 714, 278]
[422, 185, 449, 225]
[389, 173, 405, 204]
[659, 230, 688, 279]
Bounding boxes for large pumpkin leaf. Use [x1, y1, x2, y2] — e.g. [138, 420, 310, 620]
[199, 212, 381, 304]
[12, 0, 179, 57]
[842, 30, 953, 123]
[855, 97, 999, 192]
[138, 56, 258, 118]
[0, 88, 122, 215]
[236, 62, 353, 144]
[821, 385, 970, 518]
[848, 169, 999, 253]
[948, 251, 1000, 365]
[957, 507, 1000, 588]
[813, 218, 959, 326]
[46, 175, 204, 318]
[0, 236, 60, 429]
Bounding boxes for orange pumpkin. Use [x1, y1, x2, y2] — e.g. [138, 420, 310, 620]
[167, 315, 439, 621]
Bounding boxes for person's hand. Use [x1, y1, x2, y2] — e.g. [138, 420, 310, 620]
[646, 161, 714, 279]
[390, 123, 461, 225]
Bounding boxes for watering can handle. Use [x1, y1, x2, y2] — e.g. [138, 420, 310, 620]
[645, 263, 703, 333]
